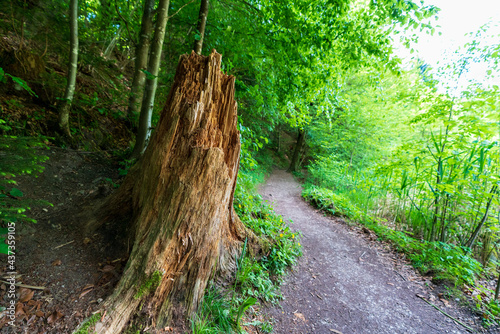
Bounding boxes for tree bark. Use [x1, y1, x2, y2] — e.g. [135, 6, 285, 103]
[127, 0, 155, 121]
[495, 264, 500, 300]
[132, 0, 171, 158]
[91, 50, 247, 334]
[58, 0, 79, 138]
[287, 128, 305, 172]
[193, 0, 209, 55]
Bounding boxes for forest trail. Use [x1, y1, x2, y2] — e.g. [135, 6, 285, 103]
[259, 170, 482, 334]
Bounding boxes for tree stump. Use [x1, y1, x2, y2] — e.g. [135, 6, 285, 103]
[92, 50, 246, 333]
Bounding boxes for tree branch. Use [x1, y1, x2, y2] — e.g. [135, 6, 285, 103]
[168, 0, 196, 19]
[114, 0, 137, 46]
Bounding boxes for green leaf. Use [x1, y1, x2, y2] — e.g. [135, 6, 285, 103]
[9, 188, 23, 197]
[0, 67, 6, 83]
[236, 297, 257, 327]
[0, 240, 8, 255]
[140, 69, 156, 80]
[9, 75, 38, 97]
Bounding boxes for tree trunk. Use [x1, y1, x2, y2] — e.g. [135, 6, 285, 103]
[91, 51, 248, 334]
[287, 128, 305, 172]
[193, 0, 209, 55]
[465, 185, 498, 250]
[58, 0, 79, 138]
[131, 0, 170, 158]
[103, 26, 123, 59]
[127, 0, 155, 121]
[495, 264, 500, 300]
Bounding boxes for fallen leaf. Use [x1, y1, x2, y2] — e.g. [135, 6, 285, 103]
[19, 288, 34, 302]
[47, 310, 63, 324]
[100, 265, 115, 273]
[36, 310, 44, 317]
[15, 302, 26, 317]
[83, 237, 92, 245]
[79, 288, 93, 298]
[440, 298, 451, 307]
[51, 259, 62, 266]
[293, 312, 306, 322]
[27, 300, 41, 313]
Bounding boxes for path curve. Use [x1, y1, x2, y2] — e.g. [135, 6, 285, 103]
[260, 170, 482, 334]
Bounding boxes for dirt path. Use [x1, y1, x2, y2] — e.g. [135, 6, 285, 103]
[260, 170, 485, 334]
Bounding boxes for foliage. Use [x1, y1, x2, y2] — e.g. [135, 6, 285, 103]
[0, 70, 51, 254]
[300, 27, 500, 325]
[0, 68, 38, 97]
[303, 184, 483, 285]
[191, 288, 234, 334]
[192, 153, 302, 333]
[3, 0, 498, 330]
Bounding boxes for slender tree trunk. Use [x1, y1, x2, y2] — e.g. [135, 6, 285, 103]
[429, 159, 442, 241]
[495, 265, 500, 300]
[127, 0, 155, 121]
[193, 0, 209, 55]
[496, 211, 500, 300]
[439, 196, 449, 242]
[287, 128, 305, 172]
[89, 51, 250, 334]
[465, 185, 498, 250]
[58, 0, 79, 138]
[132, 0, 170, 158]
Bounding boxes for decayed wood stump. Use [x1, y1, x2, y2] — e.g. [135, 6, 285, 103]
[91, 50, 246, 333]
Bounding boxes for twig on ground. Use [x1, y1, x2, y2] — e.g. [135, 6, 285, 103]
[0, 281, 46, 290]
[394, 270, 406, 281]
[416, 294, 475, 332]
[53, 240, 74, 249]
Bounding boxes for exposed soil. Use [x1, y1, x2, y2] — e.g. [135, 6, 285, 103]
[260, 170, 496, 334]
[0, 148, 127, 333]
[1, 152, 498, 334]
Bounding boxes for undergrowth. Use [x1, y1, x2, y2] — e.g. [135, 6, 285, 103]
[192, 153, 302, 333]
[302, 183, 500, 326]
[0, 70, 52, 254]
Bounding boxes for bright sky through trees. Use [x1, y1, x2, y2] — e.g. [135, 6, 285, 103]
[395, 0, 500, 89]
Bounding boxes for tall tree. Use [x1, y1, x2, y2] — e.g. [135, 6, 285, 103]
[58, 0, 79, 138]
[287, 128, 305, 172]
[131, 0, 171, 158]
[193, 0, 209, 54]
[90, 51, 247, 334]
[127, 0, 155, 121]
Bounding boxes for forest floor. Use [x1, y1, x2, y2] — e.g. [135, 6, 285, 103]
[0, 148, 127, 333]
[259, 170, 496, 334]
[1, 150, 498, 334]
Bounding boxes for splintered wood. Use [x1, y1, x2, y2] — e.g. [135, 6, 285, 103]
[93, 50, 246, 334]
